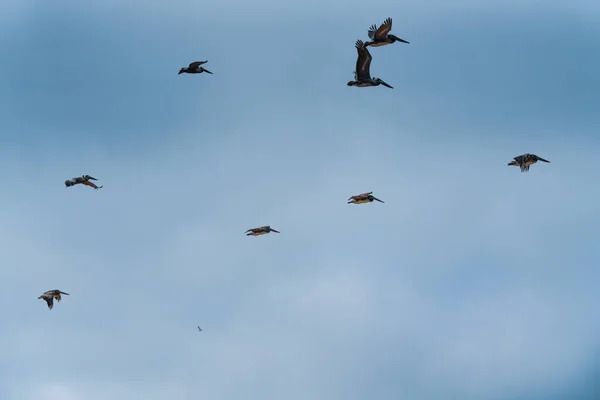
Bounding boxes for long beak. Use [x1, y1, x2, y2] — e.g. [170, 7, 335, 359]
[373, 197, 385, 203]
[397, 38, 410, 44]
[538, 157, 550, 163]
[380, 80, 393, 89]
[60, 291, 70, 295]
[245, 229, 252, 233]
[87, 176, 97, 180]
[203, 69, 213, 74]
[271, 229, 280, 233]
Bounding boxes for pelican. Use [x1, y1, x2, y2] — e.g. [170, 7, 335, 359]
[198, 326, 202, 332]
[245, 226, 280, 236]
[508, 153, 550, 172]
[348, 191, 385, 204]
[178, 61, 213, 75]
[347, 40, 393, 88]
[64, 175, 103, 189]
[364, 17, 410, 47]
[38, 289, 70, 310]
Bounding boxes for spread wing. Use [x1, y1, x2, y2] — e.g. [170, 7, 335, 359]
[188, 61, 207, 70]
[513, 155, 526, 164]
[369, 18, 393, 41]
[355, 40, 372, 80]
[40, 295, 54, 309]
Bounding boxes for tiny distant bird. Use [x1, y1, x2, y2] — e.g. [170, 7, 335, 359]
[348, 191, 385, 204]
[347, 40, 393, 88]
[38, 289, 70, 310]
[65, 175, 103, 189]
[178, 61, 213, 75]
[508, 153, 550, 172]
[198, 326, 202, 332]
[245, 226, 280, 236]
[364, 17, 410, 47]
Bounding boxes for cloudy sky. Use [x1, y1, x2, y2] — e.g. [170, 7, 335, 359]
[1, 0, 599, 399]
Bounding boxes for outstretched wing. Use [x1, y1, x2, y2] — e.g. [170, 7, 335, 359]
[188, 61, 207, 71]
[40, 295, 54, 309]
[355, 40, 372, 81]
[370, 18, 393, 41]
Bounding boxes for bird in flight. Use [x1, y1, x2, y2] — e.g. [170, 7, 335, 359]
[38, 289, 70, 310]
[178, 61, 213, 75]
[65, 175, 103, 189]
[347, 40, 393, 88]
[198, 326, 202, 332]
[348, 191, 385, 204]
[364, 17, 410, 47]
[245, 226, 280, 236]
[508, 153, 550, 172]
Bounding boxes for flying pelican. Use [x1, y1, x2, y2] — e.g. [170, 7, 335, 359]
[178, 61, 213, 75]
[198, 326, 202, 332]
[508, 153, 550, 172]
[245, 226, 280, 236]
[348, 191, 385, 204]
[364, 17, 410, 47]
[65, 175, 103, 189]
[347, 40, 393, 88]
[38, 289, 70, 310]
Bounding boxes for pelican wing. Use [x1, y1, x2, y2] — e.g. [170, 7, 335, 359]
[354, 40, 372, 81]
[189, 61, 207, 70]
[370, 18, 393, 41]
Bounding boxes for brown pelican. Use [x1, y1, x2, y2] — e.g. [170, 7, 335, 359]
[245, 226, 280, 236]
[64, 175, 103, 189]
[38, 289, 70, 310]
[347, 40, 393, 88]
[348, 191, 385, 204]
[198, 326, 202, 332]
[364, 17, 410, 47]
[508, 153, 550, 172]
[178, 61, 213, 75]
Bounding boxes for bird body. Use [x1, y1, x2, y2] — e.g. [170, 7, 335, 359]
[347, 40, 393, 88]
[38, 289, 70, 310]
[65, 175, 103, 189]
[508, 153, 550, 172]
[245, 226, 280, 236]
[348, 191, 385, 204]
[364, 17, 410, 47]
[179, 61, 213, 75]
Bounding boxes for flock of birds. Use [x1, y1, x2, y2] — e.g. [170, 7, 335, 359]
[37, 17, 551, 319]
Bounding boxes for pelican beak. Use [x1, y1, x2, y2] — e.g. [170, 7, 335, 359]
[271, 229, 280, 233]
[380, 80, 393, 89]
[203, 69, 213, 74]
[538, 157, 550, 163]
[88, 176, 97, 180]
[373, 197, 385, 203]
[60, 291, 70, 295]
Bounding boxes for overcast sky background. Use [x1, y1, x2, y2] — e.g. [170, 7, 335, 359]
[1, 0, 599, 399]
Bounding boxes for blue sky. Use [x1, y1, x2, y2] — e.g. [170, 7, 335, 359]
[1, 0, 599, 399]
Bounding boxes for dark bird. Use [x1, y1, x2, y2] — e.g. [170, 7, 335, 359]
[64, 175, 103, 189]
[508, 153, 550, 172]
[245, 226, 280, 236]
[178, 61, 213, 75]
[347, 40, 393, 88]
[348, 191, 385, 204]
[38, 289, 70, 310]
[364, 17, 410, 47]
[198, 326, 202, 332]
